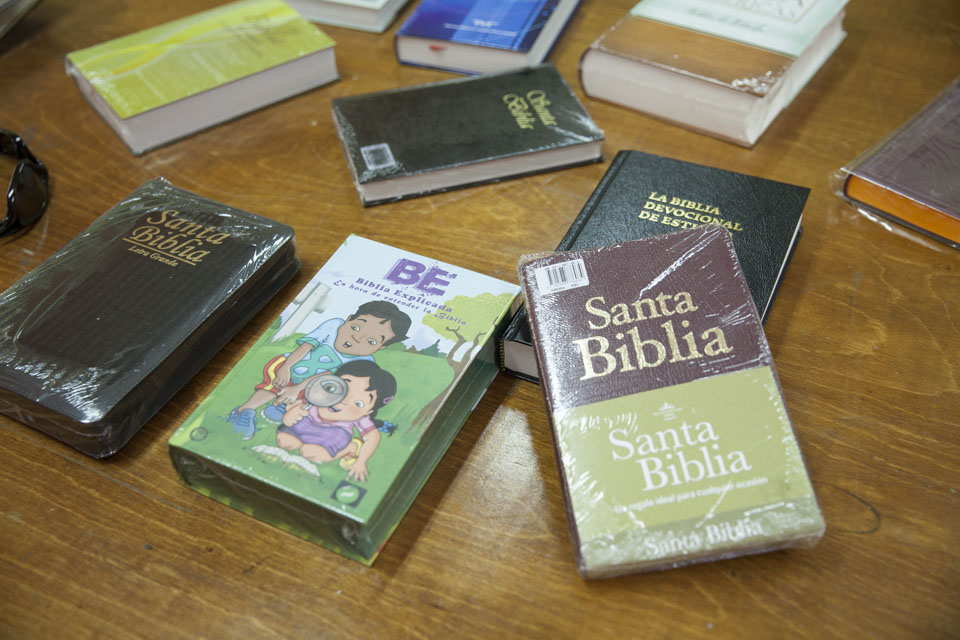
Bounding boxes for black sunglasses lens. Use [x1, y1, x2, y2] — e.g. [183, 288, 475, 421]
[9, 162, 49, 227]
[0, 131, 17, 156]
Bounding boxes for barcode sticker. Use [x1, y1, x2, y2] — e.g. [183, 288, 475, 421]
[534, 258, 589, 295]
[360, 143, 397, 170]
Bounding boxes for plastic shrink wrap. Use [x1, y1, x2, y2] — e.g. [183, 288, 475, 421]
[332, 63, 603, 205]
[519, 225, 824, 578]
[169, 236, 518, 564]
[0, 178, 299, 457]
[832, 76, 960, 250]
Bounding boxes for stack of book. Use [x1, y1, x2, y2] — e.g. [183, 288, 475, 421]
[501, 151, 808, 382]
[39, 0, 837, 577]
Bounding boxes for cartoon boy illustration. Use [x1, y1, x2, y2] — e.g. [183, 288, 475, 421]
[228, 300, 410, 439]
[278, 360, 397, 483]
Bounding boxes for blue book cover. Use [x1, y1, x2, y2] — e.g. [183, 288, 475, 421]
[397, 0, 559, 52]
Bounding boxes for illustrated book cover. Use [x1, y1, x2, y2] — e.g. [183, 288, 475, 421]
[501, 150, 807, 382]
[286, 0, 410, 32]
[66, 0, 338, 155]
[395, 0, 582, 75]
[0, 178, 300, 458]
[579, 0, 847, 146]
[332, 63, 603, 206]
[519, 225, 825, 578]
[836, 75, 960, 249]
[169, 235, 519, 564]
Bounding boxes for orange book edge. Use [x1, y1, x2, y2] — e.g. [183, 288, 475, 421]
[844, 174, 960, 246]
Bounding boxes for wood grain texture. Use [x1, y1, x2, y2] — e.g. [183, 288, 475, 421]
[1, 0, 958, 638]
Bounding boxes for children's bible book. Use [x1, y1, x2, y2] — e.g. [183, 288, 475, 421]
[169, 235, 519, 564]
[519, 225, 824, 578]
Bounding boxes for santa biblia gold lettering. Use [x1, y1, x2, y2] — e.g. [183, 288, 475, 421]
[124, 209, 230, 265]
[572, 292, 733, 380]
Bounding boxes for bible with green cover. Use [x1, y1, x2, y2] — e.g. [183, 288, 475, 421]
[169, 236, 518, 564]
[519, 225, 824, 578]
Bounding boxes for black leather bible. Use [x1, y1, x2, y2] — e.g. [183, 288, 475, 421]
[332, 63, 604, 206]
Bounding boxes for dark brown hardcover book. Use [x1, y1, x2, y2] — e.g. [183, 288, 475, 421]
[519, 225, 823, 578]
[0, 178, 299, 457]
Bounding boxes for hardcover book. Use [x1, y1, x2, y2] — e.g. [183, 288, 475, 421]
[332, 63, 603, 206]
[66, 0, 338, 155]
[519, 225, 824, 578]
[395, 0, 582, 75]
[286, 0, 410, 32]
[169, 236, 519, 564]
[501, 150, 807, 382]
[579, 0, 847, 146]
[0, 178, 300, 458]
[836, 76, 960, 249]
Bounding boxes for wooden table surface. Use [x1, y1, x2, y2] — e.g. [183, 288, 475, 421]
[1, 0, 958, 637]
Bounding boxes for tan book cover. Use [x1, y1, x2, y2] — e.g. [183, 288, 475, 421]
[579, 0, 847, 145]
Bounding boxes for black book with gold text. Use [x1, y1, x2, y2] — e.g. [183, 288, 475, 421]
[332, 63, 603, 205]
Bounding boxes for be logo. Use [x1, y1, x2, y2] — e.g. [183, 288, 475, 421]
[332, 480, 366, 507]
[385, 258, 457, 295]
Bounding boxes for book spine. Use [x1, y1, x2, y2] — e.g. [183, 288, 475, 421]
[538, 0, 583, 62]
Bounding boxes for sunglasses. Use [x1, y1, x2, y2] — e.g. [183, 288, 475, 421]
[1, 129, 49, 237]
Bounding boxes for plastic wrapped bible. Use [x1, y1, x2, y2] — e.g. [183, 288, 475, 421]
[0, 178, 299, 457]
[519, 225, 824, 578]
[169, 235, 518, 564]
